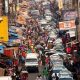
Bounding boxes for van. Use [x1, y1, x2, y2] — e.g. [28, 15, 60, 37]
[25, 53, 39, 71]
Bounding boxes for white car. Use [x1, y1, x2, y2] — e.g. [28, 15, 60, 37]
[55, 50, 66, 56]
[49, 32, 57, 39]
[44, 9, 52, 15]
[59, 68, 72, 76]
[54, 44, 64, 51]
[55, 38, 62, 44]
[39, 19, 47, 24]
[45, 15, 52, 21]
[52, 66, 65, 74]
[25, 53, 39, 71]
[59, 72, 72, 78]
[42, 1, 50, 6]
[59, 76, 73, 80]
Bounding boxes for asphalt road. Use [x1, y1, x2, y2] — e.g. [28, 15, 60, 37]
[28, 65, 44, 80]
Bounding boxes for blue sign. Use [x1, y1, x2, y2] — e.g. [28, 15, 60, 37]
[0, 45, 4, 54]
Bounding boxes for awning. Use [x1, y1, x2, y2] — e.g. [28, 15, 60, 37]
[9, 32, 19, 37]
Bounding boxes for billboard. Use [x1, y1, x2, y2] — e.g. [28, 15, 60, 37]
[0, 16, 8, 42]
[62, 10, 77, 20]
[59, 20, 76, 30]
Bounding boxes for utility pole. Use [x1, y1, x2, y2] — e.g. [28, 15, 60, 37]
[0, 0, 3, 16]
[75, 0, 80, 41]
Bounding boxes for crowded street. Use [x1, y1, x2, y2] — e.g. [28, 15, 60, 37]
[0, 0, 80, 80]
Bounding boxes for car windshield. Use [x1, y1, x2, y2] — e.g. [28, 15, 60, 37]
[26, 59, 37, 62]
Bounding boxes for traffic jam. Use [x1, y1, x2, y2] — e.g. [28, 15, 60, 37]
[0, 0, 80, 80]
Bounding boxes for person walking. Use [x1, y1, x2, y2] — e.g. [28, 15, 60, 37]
[36, 75, 43, 80]
[42, 67, 48, 80]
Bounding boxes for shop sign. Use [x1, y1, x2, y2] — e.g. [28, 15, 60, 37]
[66, 30, 76, 38]
[0, 16, 8, 42]
[63, 10, 77, 20]
[59, 20, 76, 30]
[4, 49, 14, 57]
[0, 45, 4, 54]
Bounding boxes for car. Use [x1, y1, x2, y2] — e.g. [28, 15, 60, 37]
[59, 76, 73, 80]
[39, 19, 47, 24]
[59, 69, 72, 77]
[45, 15, 52, 21]
[50, 54, 61, 61]
[25, 53, 39, 72]
[44, 9, 52, 15]
[52, 60, 63, 65]
[52, 65, 65, 73]
[42, 2, 50, 9]
[54, 44, 64, 51]
[49, 32, 57, 39]
[55, 38, 62, 44]
[55, 50, 66, 56]
[30, 10, 40, 15]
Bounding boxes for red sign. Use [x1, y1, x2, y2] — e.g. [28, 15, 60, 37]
[4, 49, 14, 57]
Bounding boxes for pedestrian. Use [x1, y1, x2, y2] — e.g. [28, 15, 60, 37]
[55, 73, 59, 80]
[45, 56, 49, 68]
[66, 44, 72, 54]
[16, 75, 21, 80]
[52, 73, 56, 80]
[42, 67, 48, 80]
[41, 54, 46, 66]
[36, 74, 43, 80]
[48, 71, 52, 80]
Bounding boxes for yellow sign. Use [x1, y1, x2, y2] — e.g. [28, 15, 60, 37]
[58, 0, 63, 9]
[0, 16, 8, 42]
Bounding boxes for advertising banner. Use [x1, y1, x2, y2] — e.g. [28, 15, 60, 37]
[4, 49, 14, 58]
[62, 10, 77, 20]
[59, 20, 76, 30]
[0, 16, 8, 42]
[57, 0, 63, 9]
